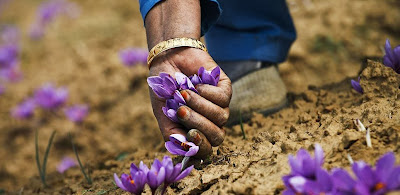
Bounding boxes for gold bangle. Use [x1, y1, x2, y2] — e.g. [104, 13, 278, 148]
[147, 37, 208, 68]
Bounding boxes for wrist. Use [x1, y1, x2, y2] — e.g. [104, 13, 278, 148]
[144, 0, 201, 49]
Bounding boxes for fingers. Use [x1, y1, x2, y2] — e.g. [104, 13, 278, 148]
[195, 84, 231, 108]
[180, 90, 229, 127]
[187, 129, 212, 159]
[177, 106, 225, 146]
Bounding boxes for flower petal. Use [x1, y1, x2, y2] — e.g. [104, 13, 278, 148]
[165, 141, 187, 156]
[114, 173, 128, 191]
[174, 165, 194, 182]
[185, 145, 199, 157]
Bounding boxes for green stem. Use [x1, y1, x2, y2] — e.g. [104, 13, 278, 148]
[239, 110, 246, 140]
[42, 131, 56, 184]
[35, 130, 43, 185]
[69, 133, 92, 184]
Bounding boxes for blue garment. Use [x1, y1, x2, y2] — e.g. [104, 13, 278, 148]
[138, 0, 296, 63]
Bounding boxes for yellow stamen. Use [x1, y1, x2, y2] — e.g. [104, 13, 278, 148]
[130, 179, 135, 185]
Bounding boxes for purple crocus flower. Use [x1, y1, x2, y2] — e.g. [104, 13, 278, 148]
[162, 90, 186, 122]
[383, 39, 400, 74]
[165, 134, 199, 157]
[0, 44, 18, 69]
[282, 144, 326, 194]
[64, 104, 89, 123]
[57, 156, 77, 173]
[159, 155, 194, 185]
[29, 0, 79, 39]
[114, 162, 148, 195]
[33, 83, 68, 110]
[352, 152, 400, 194]
[147, 158, 166, 192]
[198, 66, 220, 86]
[351, 77, 363, 94]
[147, 73, 179, 99]
[11, 98, 36, 119]
[190, 74, 202, 86]
[175, 72, 198, 93]
[119, 48, 148, 67]
[331, 168, 357, 194]
[283, 168, 333, 195]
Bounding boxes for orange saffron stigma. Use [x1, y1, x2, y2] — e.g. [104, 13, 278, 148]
[374, 182, 386, 191]
[180, 142, 191, 150]
[130, 179, 135, 185]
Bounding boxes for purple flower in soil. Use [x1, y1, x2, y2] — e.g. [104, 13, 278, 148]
[165, 134, 199, 157]
[57, 156, 77, 173]
[34, 83, 68, 110]
[119, 48, 148, 67]
[383, 39, 400, 74]
[159, 155, 194, 185]
[64, 104, 89, 123]
[0, 44, 18, 69]
[331, 168, 357, 194]
[147, 73, 179, 99]
[162, 90, 186, 123]
[30, 0, 79, 39]
[198, 66, 221, 86]
[282, 144, 325, 194]
[352, 152, 400, 194]
[147, 158, 166, 193]
[0, 65, 22, 83]
[11, 98, 36, 119]
[114, 162, 148, 195]
[175, 72, 198, 93]
[283, 168, 333, 195]
[351, 77, 363, 94]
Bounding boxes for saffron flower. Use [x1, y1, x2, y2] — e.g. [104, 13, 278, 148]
[0, 65, 22, 82]
[147, 73, 178, 99]
[383, 39, 400, 74]
[29, 0, 79, 39]
[198, 66, 220, 86]
[162, 91, 186, 122]
[165, 134, 199, 157]
[57, 156, 77, 173]
[114, 156, 194, 194]
[33, 83, 68, 110]
[351, 152, 400, 194]
[0, 44, 18, 69]
[114, 164, 148, 195]
[11, 98, 36, 119]
[159, 155, 194, 185]
[64, 104, 89, 123]
[175, 72, 197, 92]
[282, 144, 330, 194]
[351, 77, 363, 94]
[119, 48, 148, 67]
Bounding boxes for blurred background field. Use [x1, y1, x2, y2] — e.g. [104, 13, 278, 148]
[0, 0, 399, 194]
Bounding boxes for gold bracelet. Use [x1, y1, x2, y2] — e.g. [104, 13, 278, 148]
[147, 37, 208, 68]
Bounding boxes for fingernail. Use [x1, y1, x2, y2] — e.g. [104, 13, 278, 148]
[177, 106, 188, 119]
[187, 129, 202, 145]
[180, 90, 190, 101]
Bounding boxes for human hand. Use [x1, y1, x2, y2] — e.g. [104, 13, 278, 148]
[148, 47, 232, 158]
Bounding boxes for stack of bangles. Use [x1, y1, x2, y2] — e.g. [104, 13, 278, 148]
[146, 37, 208, 69]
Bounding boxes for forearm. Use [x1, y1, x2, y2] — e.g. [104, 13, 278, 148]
[144, 0, 201, 49]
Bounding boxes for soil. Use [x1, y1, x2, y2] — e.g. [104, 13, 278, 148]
[1, 0, 400, 194]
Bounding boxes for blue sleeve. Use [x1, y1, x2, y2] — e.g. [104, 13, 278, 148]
[138, 0, 221, 36]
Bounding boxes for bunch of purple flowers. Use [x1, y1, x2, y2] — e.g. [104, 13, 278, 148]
[29, 0, 79, 39]
[147, 66, 220, 123]
[11, 83, 88, 123]
[283, 144, 400, 195]
[114, 155, 194, 195]
[0, 26, 22, 94]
